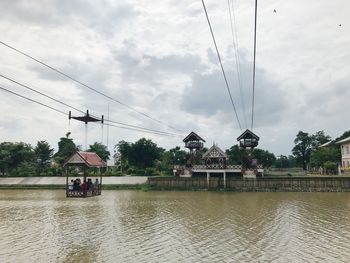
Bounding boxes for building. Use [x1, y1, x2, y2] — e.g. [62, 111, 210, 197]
[174, 131, 263, 181]
[337, 136, 350, 171]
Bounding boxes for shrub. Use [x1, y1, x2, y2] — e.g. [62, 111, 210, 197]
[13, 162, 37, 176]
[323, 161, 337, 171]
[126, 168, 134, 175]
[145, 167, 155, 176]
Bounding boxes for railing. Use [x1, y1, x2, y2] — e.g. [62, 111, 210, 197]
[66, 185, 101, 198]
[185, 141, 204, 149]
[192, 164, 242, 170]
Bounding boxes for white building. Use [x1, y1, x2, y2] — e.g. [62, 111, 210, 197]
[337, 136, 350, 171]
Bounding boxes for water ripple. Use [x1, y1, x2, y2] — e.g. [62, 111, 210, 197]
[1, 191, 350, 262]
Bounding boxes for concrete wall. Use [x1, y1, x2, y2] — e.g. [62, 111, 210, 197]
[147, 177, 350, 192]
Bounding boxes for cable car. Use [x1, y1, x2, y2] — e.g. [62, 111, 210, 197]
[64, 110, 105, 198]
[63, 151, 106, 198]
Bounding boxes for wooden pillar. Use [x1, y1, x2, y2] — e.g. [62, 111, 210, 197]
[100, 172, 102, 195]
[207, 172, 210, 189]
[65, 166, 68, 197]
[224, 171, 226, 189]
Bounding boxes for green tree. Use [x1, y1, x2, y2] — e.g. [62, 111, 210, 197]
[157, 146, 188, 173]
[115, 138, 162, 169]
[115, 140, 131, 171]
[129, 138, 161, 168]
[292, 131, 314, 170]
[292, 130, 332, 170]
[0, 142, 35, 175]
[312, 131, 331, 148]
[226, 145, 243, 165]
[169, 146, 187, 165]
[87, 142, 110, 161]
[309, 147, 340, 168]
[54, 133, 77, 165]
[0, 142, 12, 175]
[9, 142, 35, 172]
[252, 148, 276, 168]
[34, 141, 54, 172]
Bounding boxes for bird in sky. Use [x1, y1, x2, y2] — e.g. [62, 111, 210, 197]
[339, 24, 342, 27]
[274, 9, 277, 13]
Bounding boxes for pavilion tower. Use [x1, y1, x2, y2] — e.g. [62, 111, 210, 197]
[183, 132, 205, 166]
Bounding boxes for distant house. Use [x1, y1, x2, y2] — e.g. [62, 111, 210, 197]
[337, 136, 350, 170]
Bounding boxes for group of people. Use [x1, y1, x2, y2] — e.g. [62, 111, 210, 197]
[68, 178, 100, 195]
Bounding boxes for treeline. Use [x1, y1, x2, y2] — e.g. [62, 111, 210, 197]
[0, 133, 109, 176]
[2, 129, 346, 177]
[0, 133, 278, 177]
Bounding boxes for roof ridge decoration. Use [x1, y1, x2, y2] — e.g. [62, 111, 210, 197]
[202, 144, 228, 159]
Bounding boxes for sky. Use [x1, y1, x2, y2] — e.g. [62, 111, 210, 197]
[0, 0, 349, 157]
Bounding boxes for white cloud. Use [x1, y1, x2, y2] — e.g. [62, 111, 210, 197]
[0, 0, 349, 156]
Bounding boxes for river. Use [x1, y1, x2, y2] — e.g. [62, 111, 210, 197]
[0, 190, 350, 262]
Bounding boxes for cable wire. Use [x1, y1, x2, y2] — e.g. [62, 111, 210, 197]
[201, 0, 242, 131]
[0, 76, 182, 137]
[0, 85, 68, 116]
[227, 0, 247, 129]
[251, 0, 258, 131]
[0, 73, 85, 114]
[0, 41, 182, 132]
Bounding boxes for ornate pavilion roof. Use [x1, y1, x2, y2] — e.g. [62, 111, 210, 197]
[202, 144, 228, 159]
[63, 151, 107, 168]
[183, 131, 206, 143]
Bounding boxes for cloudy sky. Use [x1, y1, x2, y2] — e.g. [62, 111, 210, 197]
[0, 0, 349, 156]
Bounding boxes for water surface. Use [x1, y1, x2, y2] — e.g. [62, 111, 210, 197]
[0, 190, 350, 262]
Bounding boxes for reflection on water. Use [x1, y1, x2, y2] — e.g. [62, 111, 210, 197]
[0, 190, 350, 262]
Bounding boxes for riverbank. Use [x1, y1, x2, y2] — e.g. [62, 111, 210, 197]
[148, 176, 350, 192]
[2, 176, 350, 192]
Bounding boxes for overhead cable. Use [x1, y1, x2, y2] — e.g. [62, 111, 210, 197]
[0, 73, 85, 114]
[0, 41, 182, 132]
[251, 0, 258, 131]
[227, 0, 247, 129]
[0, 83, 180, 137]
[0, 85, 68, 116]
[201, 0, 242, 131]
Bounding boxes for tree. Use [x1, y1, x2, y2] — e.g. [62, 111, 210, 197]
[169, 146, 188, 165]
[54, 133, 77, 165]
[252, 148, 276, 168]
[226, 145, 243, 165]
[115, 140, 131, 171]
[129, 138, 161, 168]
[312, 131, 331, 148]
[115, 138, 162, 169]
[0, 142, 35, 175]
[292, 131, 314, 170]
[34, 141, 54, 172]
[292, 130, 332, 170]
[309, 147, 340, 168]
[156, 146, 188, 173]
[87, 142, 110, 161]
[0, 142, 12, 175]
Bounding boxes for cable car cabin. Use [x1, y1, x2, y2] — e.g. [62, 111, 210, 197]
[237, 129, 259, 149]
[63, 151, 106, 198]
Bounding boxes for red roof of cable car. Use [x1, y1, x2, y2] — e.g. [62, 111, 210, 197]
[63, 151, 107, 167]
